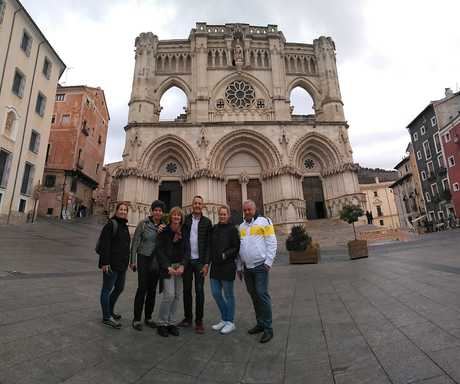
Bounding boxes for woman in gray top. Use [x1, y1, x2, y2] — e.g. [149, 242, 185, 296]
[130, 200, 166, 331]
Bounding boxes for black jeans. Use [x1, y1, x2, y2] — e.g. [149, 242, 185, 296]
[244, 264, 272, 331]
[133, 255, 159, 322]
[183, 260, 205, 323]
[100, 269, 126, 320]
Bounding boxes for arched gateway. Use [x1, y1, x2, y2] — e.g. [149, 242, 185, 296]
[117, 23, 364, 230]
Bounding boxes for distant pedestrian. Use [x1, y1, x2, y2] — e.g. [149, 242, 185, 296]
[209, 205, 240, 335]
[238, 200, 277, 343]
[155, 207, 186, 337]
[130, 200, 166, 331]
[98, 202, 131, 329]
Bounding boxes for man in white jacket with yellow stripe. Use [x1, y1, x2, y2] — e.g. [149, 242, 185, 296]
[238, 200, 277, 343]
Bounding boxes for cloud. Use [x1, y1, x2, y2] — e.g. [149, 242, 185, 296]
[20, 0, 460, 169]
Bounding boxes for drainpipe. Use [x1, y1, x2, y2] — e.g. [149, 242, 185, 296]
[6, 40, 45, 224]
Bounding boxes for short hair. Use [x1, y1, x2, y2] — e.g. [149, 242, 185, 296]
[169, 206, 184, 224]
[192, 195, 204, 203]
[115, 201, 129, 212]
[151, 200, 166, 212]
[243, 200, 256, 208]
[218, 205, 231, 215]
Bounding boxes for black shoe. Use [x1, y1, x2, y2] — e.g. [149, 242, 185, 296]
[132, 320, 143, 331]
[102, 318, 121, 329]
[157, 326, 169, 337]
[260, 330, 274, 344]
[144, 319, 157, 329]
[248, 325, 264, 335]
[178, 318, 192, 328]
[167, 325, 180, 336]
[112, 313, 122, 321]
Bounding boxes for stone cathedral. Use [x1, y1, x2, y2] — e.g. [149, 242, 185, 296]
[117, 22, 364, 230]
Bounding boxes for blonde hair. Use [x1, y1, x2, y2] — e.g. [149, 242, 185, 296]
[169, 206, 184, 224]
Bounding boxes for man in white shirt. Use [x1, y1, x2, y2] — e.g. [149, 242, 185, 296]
[238, 200, 277, 343]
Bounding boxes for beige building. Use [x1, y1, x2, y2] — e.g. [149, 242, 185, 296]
[117, 23, 364, 228]
[0, 0, 66, 223]
[361, 177, 400, 229]
[390, 143, 425, 230]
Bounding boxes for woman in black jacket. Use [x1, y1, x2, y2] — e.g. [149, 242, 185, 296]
[155, 206, 186, 337]
[209, 205, 240, 335]
[98, 202, 131, 329]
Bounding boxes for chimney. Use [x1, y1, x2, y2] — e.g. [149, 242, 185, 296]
[445, 88, 453, 97]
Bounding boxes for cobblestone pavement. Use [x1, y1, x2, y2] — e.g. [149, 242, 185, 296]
[1, 218, 460, 384]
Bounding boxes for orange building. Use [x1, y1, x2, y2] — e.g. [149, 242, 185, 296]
[38, 85, 110, 218]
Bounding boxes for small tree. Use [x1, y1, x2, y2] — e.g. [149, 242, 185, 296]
[339, 204, 364, 240]
[286, 225, 312, 251]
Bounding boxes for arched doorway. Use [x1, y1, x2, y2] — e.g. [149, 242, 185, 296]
[159, 181, 182, 211]
[303, 176, 326, 219]
[226, 180, 243, 225]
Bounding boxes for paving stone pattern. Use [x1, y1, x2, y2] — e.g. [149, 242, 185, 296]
[0, 218, 459, 383]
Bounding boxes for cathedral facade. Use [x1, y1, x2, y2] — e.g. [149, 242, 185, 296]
[117, 23, 364, 229]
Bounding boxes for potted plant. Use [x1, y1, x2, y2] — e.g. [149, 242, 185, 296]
[286, 225, 319, 264]
[339, 204, 368, 259]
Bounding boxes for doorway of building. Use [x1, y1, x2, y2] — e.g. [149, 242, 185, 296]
[247, 178, 264, 215]
[226, 179, 243, 225]
[302, 176, 326, 219]
[158, 181, 182, 212]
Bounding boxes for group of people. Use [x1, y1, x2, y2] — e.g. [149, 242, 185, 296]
[97, 196, 277, 343]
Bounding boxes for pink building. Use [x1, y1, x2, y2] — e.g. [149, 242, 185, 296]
[439, 114, 460, 217]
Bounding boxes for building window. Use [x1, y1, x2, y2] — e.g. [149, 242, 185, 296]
[376, 205, 383, 216]
[166, 162, 178, 174]
[216, 99, 225, 109]
[56, 94, 65, 101]
[225, 80, 255, 108]
[0, 0, 6, 24]
[35, 92, 46, 117]
[421, 170, 427, 181]
[438, 155, 445, 168]
[431, 183, 439, 196]
[256, 99, 265, 109]
[425, 192, 431, 202]
[42, 57, 52, 79]
[433, 133, 441, 153]
[379, 220, 384, 226]
[98, 135, 102, 144]
[61, 114, 70, 124]
[442, 178, 449, 191]
[44, 175, 56, 188]
[373, 191, 378, 197]
[438, 211, 444, 221]
[420, 126, 426, 135]
[70, 177, 77, 192]
[417, 150, 422, 160]
[453, 182, 459, 192]
[422, 140, 431, 160]
[413, 132, 418, 142]
[428, 211, 435, 221]
[20, 30, 32, 56]
[427, 161, 434, 176]
[444, 132, 451, 143]
[304, 159, 315, 169]
[0, 149, 12, 188]
[18, 199, 27, 213]
[448, 156, 455, 167]
[20, 163, 34, 195]
[431, 116, 437, 127]
[51, 115, 56, 124]
[96, 163, 100, 174]
[3, 110, 18, 140]
[12, 69, 26, 98]
[29, 130, 40, 153]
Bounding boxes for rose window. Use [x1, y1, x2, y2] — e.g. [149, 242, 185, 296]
[304, 159, 315, 169]
[166, 162, 178, 174]
[225, 80, 255, 108]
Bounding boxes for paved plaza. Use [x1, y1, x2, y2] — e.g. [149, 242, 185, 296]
[1, 218, 460, 384]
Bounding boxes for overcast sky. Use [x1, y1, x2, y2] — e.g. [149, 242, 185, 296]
[22, 0, 460, 169]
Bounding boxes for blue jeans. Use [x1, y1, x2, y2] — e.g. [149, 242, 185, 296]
[243, 264, 272, 331]
[210, 278, 235, 323]
[100, 270, 126, 320]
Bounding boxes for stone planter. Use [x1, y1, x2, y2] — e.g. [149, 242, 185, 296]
[348, 240, 368, 259]
[289, 243, 320, 264]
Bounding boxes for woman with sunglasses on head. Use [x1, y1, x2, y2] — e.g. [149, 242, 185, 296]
[98, 202, 131, 329]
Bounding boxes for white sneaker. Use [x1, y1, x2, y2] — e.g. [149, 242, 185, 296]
[212, 320, 226, 331]
[220, 322, 236, 335]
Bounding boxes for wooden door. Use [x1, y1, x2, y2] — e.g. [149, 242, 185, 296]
[247, 178, 264, 215]
[226, 179, 243, 225]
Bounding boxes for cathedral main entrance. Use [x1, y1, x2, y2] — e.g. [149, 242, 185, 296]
[158, 181, 182, 211]
[303, 176, 326, 219]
